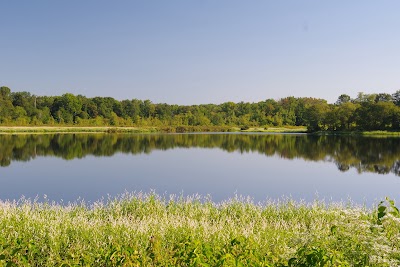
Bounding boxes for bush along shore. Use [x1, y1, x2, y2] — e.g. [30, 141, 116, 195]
[0, 193, 400, 266]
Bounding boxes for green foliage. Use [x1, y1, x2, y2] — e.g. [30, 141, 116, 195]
[0, 194, 399, 266]
[287, 245, 349, 267]
[336, 94, 351, 105]
[377, 197, 400, 225]
[304, 102, 329, 132]
[0, 86, 11, 100]
[2, 86, 400, 132]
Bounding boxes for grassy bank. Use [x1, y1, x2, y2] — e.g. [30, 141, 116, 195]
[0, 126, 158, 134]
[0, 126, 234, 134]
[242, 126, 307, 133]
[0, 194, 399, 266]
[361, 130, 400, 136]
[310, 130, 400, 137]
[0, 126, 308, 134]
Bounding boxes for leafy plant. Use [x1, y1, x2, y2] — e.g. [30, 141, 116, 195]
[377, 197, 400, 225]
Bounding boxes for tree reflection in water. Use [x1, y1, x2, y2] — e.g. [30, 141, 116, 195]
[1, 133, 400, 176]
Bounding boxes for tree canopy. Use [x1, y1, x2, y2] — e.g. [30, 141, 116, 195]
[1, 86, 400, 132]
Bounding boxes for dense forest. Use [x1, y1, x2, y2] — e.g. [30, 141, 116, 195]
[1, 133, 400, 175]
[1, 86, 400, 131]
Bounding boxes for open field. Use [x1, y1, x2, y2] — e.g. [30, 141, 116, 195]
[0, 193, 399, 266]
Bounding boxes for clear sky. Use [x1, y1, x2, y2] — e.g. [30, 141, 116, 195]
[1, 1, 400, 105]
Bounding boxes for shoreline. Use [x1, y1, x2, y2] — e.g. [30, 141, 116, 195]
[0, 126, 307, 134]
[310, 130, 400, 137]
[1, 126, 399, 136]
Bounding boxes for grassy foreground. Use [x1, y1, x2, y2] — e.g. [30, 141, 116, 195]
[0, 194, 399, 266]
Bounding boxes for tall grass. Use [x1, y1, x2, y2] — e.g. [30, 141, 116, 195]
[0, 193, 399, 266]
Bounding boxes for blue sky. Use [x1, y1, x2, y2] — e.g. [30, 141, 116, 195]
[1, 1, 400, 104]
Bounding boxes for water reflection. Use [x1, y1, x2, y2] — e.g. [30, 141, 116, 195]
[1, 133, 400, 176]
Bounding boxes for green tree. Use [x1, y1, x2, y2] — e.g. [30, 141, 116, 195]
[304, 101, 329, 132]
[392, 90, 400, 106]
[325, 106, 340, 130]
[60, 93, 82, 123]
[0, 86, 14, 123]
[336, 94, 351, 105]
[0, 86, 11, 100]
[12, 91, 38, 117]
[354, 92, 376, 103]
[355, 102, 395, 130]
[278, 97, 298, 125]
[91, 97, 118, 119]
[336, 102, 358, 130]
[141, 100, 155, 118]
[375, 93, 392, 103]
[391, 107, 400, 130]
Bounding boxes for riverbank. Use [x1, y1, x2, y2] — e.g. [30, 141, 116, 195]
[0, 126, 160, 134]
[0, 193, 398, 266]
[245, 126, 307, 133]
[311, 130, 400, 137]
[0, 126, 307, 134]
[3, 126, 400, 136]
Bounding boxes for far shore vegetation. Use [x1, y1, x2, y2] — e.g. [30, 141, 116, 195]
[1, 193, 400, 266]
[2, 86, 400, 133]
[0, 125, 307, 134]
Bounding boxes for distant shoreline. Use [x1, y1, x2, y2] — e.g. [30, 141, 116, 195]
[310, 130, 400, 136]
[0, 126, 307, 134]
[1, 126, 400, 136]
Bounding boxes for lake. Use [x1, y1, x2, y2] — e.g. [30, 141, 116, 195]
[1, 133, 399, 206]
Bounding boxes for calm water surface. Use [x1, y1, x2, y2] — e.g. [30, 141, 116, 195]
[1, 133, 399, 205]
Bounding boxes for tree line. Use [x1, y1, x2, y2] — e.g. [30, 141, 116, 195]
[1, 133, 400, 175]
[1, 86, 400, 131]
